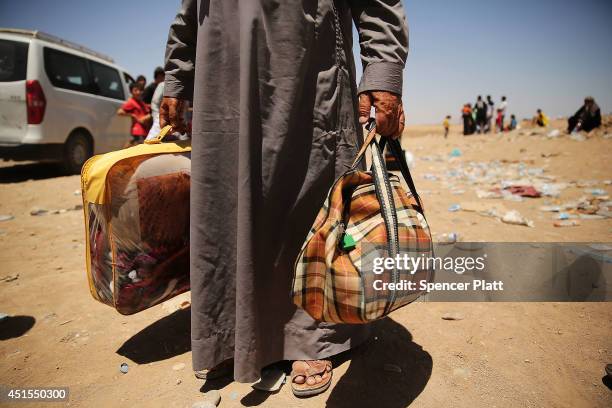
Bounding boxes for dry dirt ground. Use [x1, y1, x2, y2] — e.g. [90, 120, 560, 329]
[0, 119, 611, 407]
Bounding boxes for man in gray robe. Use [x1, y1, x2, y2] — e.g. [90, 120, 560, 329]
[160, 0, 409, 394]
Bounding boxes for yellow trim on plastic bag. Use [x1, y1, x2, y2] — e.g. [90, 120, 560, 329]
[81, 126, 190, 204]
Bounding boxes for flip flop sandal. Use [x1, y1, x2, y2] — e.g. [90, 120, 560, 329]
[291, 360, 333, 397]
[194, 358, 234, 380]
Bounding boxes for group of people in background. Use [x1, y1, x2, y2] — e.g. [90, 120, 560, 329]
[450, 95, 601, 137]
[460, 95, 511, 135]
[117, 67, 184, 147]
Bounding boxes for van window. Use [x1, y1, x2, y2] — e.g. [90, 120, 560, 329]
[90, 61, 124, 100]
[43, 47, 91, 92]
[0, 39, 28, 82]
[124, 72, 135, 86]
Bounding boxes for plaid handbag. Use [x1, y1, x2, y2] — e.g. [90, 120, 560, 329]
[292, 124, 434, 323]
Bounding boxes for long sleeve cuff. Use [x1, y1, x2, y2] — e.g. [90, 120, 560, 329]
[163, 74, 194, 101]
[358, 62, 404, 95]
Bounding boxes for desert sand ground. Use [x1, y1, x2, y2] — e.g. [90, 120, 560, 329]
[0, 118, 611, 407]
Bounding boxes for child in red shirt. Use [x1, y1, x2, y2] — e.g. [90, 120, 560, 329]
[117, 83, 152, 147]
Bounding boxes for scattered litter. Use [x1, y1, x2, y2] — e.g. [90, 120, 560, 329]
[539, 183, 567, 197]
[73, 190, 81, 196]
[586, 188, 606, 196]
[383, 363, 402, 373]
[199, 390, 221, 407]
[501, 190, 524, 202]
[596, 209, 612, 218]
[524, 359, 532, 364]
[192, 401, 217, 408]
[30, 208, 48, 216]
[539, 205, 561, 212]
[501, 210, 534, 227]
[172, 363, 186, 371]
[1, 274, 19, 283]
[30, 206, 82, 216]
[578, 214, 605, 220]
[589, 244, 612, 251]
[404, 151, 415, 168]
[422, 173, 438, 181]
[570, 133, 586, 142]
[450, 148, 462, 157]
[526, 168, 545, 176]
[460, 201, 509, 219]
[451, 189, 465, 195]
[436, 232, 459, 244]
[476, 189, 502, 199]
[252, 367, 286, 392]
[0, 215, 14, 222]
[547, 129, 560, 138]
[442, 312, 465, 321]
[59, 319, 73, 326]
[554, 220, 580, 227]
[448, 204, 461, 212]
[120, 363, 129, 374]
[557, 212, 570, 220]
[176, 379, 182, 385]
[161, 292, 191, 313]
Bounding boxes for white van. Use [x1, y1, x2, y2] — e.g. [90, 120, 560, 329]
[0, 29, 134, 173]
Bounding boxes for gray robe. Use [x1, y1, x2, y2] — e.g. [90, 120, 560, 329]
[164, 0, 408, 383]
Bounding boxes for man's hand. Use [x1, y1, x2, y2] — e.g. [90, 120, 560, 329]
[160, 97, 188, 134]
[358, 91, 405, 139]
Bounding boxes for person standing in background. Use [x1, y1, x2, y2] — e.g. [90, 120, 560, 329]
[462, 103, 474, 135]
[474, 95, 487, 134]
[136, 75, 146, 89]
[117, 82, 151, 146]
[142, 67, 165, 105]
[160, 0, 409, 397]
[443, 115, 450, 138]
[497, 96, 507, 131]
[486, 95, 494, 133]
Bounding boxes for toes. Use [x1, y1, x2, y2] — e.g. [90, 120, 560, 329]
[306, 376, 316, 386]
[321, 371, 329, 380]
[314, 375, 322, 383]
[293, 375, 305, 384]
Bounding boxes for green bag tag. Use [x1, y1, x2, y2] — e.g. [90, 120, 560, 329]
[341, 233, 356, 251]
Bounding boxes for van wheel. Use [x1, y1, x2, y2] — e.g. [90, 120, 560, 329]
[62, 130, 93, 174]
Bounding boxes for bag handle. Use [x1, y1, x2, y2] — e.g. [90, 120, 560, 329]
[378, 137, 423, 211]
[144, 125, 173, 145]
[351, 121, 424, 212]
[350, 123, 378, 168]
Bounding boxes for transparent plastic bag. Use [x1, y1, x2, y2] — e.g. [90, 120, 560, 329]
[82, 132, 191, 314]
